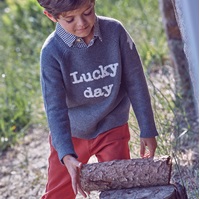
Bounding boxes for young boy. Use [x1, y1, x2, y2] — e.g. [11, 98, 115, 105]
[37, 0, 158, 198]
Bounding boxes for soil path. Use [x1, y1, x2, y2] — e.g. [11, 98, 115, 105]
[0, 127, 100, 199]
[0, 125, 198, 199]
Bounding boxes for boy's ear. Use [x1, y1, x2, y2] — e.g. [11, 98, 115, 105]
[43, 10, 57, 22]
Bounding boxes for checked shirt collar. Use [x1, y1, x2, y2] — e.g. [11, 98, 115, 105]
[56, 16, 102, 48]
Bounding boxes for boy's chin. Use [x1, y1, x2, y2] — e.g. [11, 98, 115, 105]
[75, 26, 93, 38]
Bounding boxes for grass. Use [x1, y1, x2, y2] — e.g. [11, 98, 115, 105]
[96, 0, 169, 68]
[0, 0, 53, 152]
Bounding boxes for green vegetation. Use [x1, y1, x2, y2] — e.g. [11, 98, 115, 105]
[96, 0, 168, 67]
[0, 0, 54, 150]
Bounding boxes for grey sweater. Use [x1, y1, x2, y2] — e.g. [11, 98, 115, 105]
[40, 16, 158, 161]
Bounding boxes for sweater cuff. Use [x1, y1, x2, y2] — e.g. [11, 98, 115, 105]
[57, 142, 78, 164]
[140, 131, 158, 138]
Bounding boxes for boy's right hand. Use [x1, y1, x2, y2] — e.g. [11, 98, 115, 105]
[63, 155, 87, 198]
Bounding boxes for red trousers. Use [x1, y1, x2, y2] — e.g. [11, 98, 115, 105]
[41, 123, 130, 199]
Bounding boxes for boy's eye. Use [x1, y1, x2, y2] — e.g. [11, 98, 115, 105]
[84, 9, 93, 16]
[65, 18, 74, 23]
[84, 4, 94, 16]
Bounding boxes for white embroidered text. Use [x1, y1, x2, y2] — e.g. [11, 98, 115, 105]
[70, 63, 118, 84]
[84, 84, 114, 98]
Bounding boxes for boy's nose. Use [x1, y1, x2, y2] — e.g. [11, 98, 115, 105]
[77, 16, 87, 27]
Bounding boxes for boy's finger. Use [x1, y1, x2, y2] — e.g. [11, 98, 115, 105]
[78, 185, 87, 198]
[68, 165, 80, 195]
[143, 152, 150, 158]
[71, 162, 86, 198]
[148, 147, 153, 157]
[76, 167, 87, 198]
[77, 162, 82, 168]
[148, 147, 155, 158]
[71, 177, 78, 195]
[140, 141, 145, 158]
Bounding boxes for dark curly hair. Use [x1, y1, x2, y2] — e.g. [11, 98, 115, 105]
[37, 0, 95, 19]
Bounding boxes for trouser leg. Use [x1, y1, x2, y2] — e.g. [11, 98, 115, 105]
[41, 137, 90, 199]
[94, 123, 131, 162]
[41, 123, 130, 199]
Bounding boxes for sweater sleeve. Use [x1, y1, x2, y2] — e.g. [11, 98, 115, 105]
[119, 25, 158, 138]
[40, 45, 77, 162]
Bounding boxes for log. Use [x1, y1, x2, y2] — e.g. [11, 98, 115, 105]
[100, 185, 176, 199]
[80, 156, 172, 192]
[99, 183, 188, 199]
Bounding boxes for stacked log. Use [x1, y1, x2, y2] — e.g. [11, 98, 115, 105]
[100, 185, 176, 199]
[80, 156, 172, 192]
[80, 156, 188, 199]
[99, 183, 188, 199]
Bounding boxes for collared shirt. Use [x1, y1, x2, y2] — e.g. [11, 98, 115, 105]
[56, 16, 102, 48]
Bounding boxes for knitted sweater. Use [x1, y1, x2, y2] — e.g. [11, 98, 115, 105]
[40, 16, 158, 161]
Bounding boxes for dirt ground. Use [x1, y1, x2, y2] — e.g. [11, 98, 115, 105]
[0, 124, 198, 199]
[0, 127, 101, 199]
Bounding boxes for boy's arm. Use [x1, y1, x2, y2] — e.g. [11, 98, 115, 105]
[119, 25, 158, 156]
[41, 46, 87, 197]
[40, 46, 77, 162]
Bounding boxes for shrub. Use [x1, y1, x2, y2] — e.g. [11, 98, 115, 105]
[0, 0, 54, 151]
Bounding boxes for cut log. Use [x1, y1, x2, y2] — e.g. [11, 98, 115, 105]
[99, 183, 188, 199]
[80, 156, 172, 192]
[100, 185, 176, 199]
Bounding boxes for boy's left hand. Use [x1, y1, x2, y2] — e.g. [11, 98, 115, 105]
[140, 137, 157, 158]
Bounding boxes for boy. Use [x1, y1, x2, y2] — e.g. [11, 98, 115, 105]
[37, 0, 158, 198]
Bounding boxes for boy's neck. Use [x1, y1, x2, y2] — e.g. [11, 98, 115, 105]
[82, 26, 94, 45]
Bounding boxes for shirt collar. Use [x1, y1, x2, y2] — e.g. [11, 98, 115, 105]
[56, 16, 102, 47]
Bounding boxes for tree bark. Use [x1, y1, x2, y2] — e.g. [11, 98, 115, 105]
[99, 185, 176, 199]
[171, 0, 199, 112]
[159, 0, 196, 121]
[100, 183, 188, 199]
[80, 156, 172, 192]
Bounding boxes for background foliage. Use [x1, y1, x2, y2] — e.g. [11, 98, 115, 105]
[96, 0, 169, 67]
[0, 0, 168, 151]
[0, 0, 53, 150]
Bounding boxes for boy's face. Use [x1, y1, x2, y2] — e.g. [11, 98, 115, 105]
[44, 1, 96, 43]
